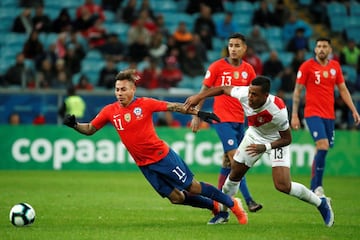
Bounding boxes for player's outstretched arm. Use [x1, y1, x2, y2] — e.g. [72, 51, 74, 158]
[166, 102, 220, 124]
[63, 114, 97, 135]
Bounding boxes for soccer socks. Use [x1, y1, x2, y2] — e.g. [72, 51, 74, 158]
[182, 191, 214, 210]
[311, 150, 328, 191]
[223, 177, 240, 198]
[289, 182, 321, 207]
[200, 182, 233, 208]
[218, 168, 252, 204]
[217, 167, 230, 189]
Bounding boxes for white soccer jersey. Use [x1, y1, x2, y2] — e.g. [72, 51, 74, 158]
[230, 86, 290, 143]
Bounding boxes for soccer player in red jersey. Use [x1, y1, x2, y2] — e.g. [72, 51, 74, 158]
[189, 33, 262, 222]
[184, 76, 335, 227]
[291, 37, 360, 197]
[62, 69, 248, 225]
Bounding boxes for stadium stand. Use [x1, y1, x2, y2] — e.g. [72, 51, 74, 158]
[0, 0, 359, 127]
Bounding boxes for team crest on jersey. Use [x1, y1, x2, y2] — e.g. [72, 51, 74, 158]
[241, 71, 248, 79]
[323, 71, 329, 78]
[233, 71, 239, 79]
[330, 68, 336, 76]
[133, 107, 143, 119]
[124, 113, 131, 122]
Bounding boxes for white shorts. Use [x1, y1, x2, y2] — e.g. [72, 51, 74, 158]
[233, 132, 290, 168]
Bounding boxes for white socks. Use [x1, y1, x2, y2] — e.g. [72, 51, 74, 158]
[223, 177, 240, 197]
[289, 182, 321, 207]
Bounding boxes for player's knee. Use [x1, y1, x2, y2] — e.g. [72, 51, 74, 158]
[316, 139, 329, 149]
[222, 153, 231, 168]
[274, 182, 291, 194]
[168, 190, 185, 204]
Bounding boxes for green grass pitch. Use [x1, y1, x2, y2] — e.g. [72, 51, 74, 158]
[1, 171, 359, 240]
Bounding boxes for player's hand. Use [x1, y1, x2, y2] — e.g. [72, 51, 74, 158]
[63, 114, 77, 128]
[291, 115, 301, 130]
[184, 95, 201, 111]
[197, 111, 221, 124]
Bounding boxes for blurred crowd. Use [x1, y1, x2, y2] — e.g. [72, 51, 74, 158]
[1, 0, 360, 129]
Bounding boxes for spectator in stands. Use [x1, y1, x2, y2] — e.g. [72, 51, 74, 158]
[159, 56, 182, 89]
[99, 33, 126, 62]
[76, 0, 106, 23]
[101, 0, 122, 13]
[183, 33, 207, 63]
[334, 94, 352, 129]
[186, 0, 224, 14]
[309, 0, 329, 26]
[52, 58, 72, 89]
[3, 53, 35, 88]
[340, 39, 360, 69]
[138, 0, 156, 22]
[32, 4, 52, 33]
[83, 18, 108, 49]
[33, 113, 46, 125]
[243, 46, 263, 75]
[179, 45, 205, 78]
[8, 112, 21, 125]
[127, 36, 150, 63]
[20, 0, 43, 8]
[22, 30, 44, 60]
[215, 12, 237, 40]
[193, 4, 216, 50]
[66, 31, 87, 59]
[246, 25, 271, 54]
[283, 12, 312, 45]
[75, 74, 94, 91]
[37, 58, 56, 88]
[52, 8, 73, 33]
[290, 49, 306, 74]
[252, 0, 275, 28]
[262, 50, 284, 80]
[98, 58, 118, 89]
[277, 66, 296, 100]
[132, 9, 158, 34]
[154, 14, 170, 39]
[74, 6, 97, 33]
[138, 58, 162, 89]
[286, 27, 310, 53]
[277, 66, 297, 121]
[172, 21, 193, 49]
[58, 85, 86, 121]
[272, 0, 290, 27]
[165, 35, 181, 59]
[35, 43, 57, 71]
[55, 32, 68, 59]
[128, 15, 152, 46]
[64, 44, 83, 76]
[148, 32, 168, 65]
[12, 8, 33, 34]
[122, 0, 137, 24]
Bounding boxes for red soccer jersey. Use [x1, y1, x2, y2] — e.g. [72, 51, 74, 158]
[91, 97, 169, 166]
[296, 58, 344, 119]
[203, 58, 256, 123]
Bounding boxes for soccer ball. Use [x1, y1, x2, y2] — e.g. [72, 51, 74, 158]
[9, 203, 36, 227]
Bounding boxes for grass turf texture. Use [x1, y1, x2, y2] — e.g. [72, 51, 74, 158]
[1, 171, 359, 240]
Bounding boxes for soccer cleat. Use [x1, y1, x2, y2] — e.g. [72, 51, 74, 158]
[314, 186, 325, 198]
[230, 198, 248, 224]
[212, 201, 220, 215]
[208, 211, 230, 225]
[247, 200, 263, 212]
[317, 197, 334, 227]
